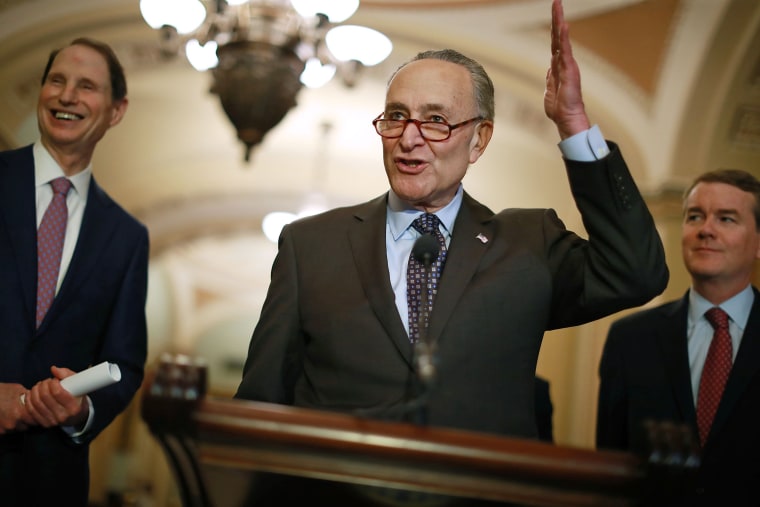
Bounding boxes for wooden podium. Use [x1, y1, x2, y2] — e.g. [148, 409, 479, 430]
[141, 355, 696, 507]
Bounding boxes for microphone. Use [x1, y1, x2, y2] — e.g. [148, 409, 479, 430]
[412, 233, 440, 267]
[411, 233, 440, 389]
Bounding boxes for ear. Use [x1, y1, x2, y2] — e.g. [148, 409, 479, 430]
[109, 97, 129, 128]
[468, 120, 493, 164]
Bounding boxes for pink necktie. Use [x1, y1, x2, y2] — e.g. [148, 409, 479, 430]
[36, 177, 72, 328]
[696, 307, 733, 446]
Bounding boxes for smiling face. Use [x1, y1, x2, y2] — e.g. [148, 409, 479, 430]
[381, 58, 493, 212]
[37, 43, 127, 173]
[682, 181, 760, 301]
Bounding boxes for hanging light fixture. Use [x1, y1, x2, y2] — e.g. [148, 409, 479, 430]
[140, 0, 392, 162]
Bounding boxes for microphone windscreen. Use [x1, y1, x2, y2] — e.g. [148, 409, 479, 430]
[412, 234, 440, 265]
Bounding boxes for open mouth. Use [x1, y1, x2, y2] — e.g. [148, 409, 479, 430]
[397, 158, 425, 170]
[53, 110, 83, 121]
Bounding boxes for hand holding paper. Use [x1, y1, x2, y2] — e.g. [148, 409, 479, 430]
[20, 361, 121, 405]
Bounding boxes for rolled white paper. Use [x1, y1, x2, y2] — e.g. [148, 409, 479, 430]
[60, 361, 121, 397]
[20, 361, 121, 405]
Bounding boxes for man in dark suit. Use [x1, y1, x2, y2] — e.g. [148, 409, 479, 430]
[596, 169, 760, 506]
[236, 0, 667, 440]
[0, 38, 148, 506]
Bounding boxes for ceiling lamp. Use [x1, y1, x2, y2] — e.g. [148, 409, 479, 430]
[140, 0, 392, 162]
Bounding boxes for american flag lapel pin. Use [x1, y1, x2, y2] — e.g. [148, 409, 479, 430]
[476, 233, 488, 244]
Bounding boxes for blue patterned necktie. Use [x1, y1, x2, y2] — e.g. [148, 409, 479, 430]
[407, 213, 448, 342]
[36, 177, 72, 328]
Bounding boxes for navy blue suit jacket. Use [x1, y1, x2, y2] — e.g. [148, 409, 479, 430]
[597, 289, 760, 506]
[0, 145, 149, 506]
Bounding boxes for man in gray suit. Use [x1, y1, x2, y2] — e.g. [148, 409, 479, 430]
[236, 0, 667, 441]
[597, 168, 760, 506]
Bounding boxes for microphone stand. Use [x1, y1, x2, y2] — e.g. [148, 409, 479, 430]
[415, 272, 437, 388]
[411, 234, 440, 425]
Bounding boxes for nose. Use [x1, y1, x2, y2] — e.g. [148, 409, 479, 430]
[58, 84, 79, 104]
[697, 217, 717, 238]
[399, 120, 425, 147]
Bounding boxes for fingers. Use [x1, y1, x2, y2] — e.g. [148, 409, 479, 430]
[551, 0, 563, 56]
[23, 382, 54, 427]
[545, 0, 589, 138]
[24, 379, 73, 427]
[549, 0, 566, 82]
[50, 364, 76, 380]
[551, 0, 573, 60]
[551, 1, 558, 54]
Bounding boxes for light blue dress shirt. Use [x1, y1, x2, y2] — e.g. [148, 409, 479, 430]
[687, 285, 753, 406]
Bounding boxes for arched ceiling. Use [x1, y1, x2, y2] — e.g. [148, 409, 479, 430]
[0, 0, 758, 247]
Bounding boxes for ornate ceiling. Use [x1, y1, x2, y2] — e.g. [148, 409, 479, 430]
[1, 1, 757, 200]
[1, 0, 758, 304]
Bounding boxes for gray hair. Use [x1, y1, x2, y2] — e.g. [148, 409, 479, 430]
[389, 49, 495, 121]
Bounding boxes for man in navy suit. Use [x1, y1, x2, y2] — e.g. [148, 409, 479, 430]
[596, 169, 760, 506]
[0, 38, 148, 506]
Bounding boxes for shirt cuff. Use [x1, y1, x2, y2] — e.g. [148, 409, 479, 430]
[558, 124, 610, 161]
[61, 395, 94, 442]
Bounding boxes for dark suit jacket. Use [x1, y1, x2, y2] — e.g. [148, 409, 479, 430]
[0, 145, 149, 506]
[596, 289, 760, 506]
[534, 376, 553, 443]
[236, 143, 668, 440]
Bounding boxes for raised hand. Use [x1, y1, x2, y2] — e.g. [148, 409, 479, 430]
[544, 0, 591, 139]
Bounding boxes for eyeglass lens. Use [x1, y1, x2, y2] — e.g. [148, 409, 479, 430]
[376, 120, 450, 140]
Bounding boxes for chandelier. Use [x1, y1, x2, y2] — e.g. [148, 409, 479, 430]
[140, 0, 392, 162]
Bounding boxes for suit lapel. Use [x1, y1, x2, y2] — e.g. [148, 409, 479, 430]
[428, 193, 494, 342]
[46, 176, 117, 323]
[0, 146, 39, 325]
[655, 295, 698, 424]
[348, 195, 414, 364]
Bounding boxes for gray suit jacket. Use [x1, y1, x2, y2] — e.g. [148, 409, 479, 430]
[236, 142, 668, 439]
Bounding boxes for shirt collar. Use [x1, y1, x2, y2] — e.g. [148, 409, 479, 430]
[387, 185, 463, 240]
[33, 141, 92, 198]
[689, 284, 754, 330]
